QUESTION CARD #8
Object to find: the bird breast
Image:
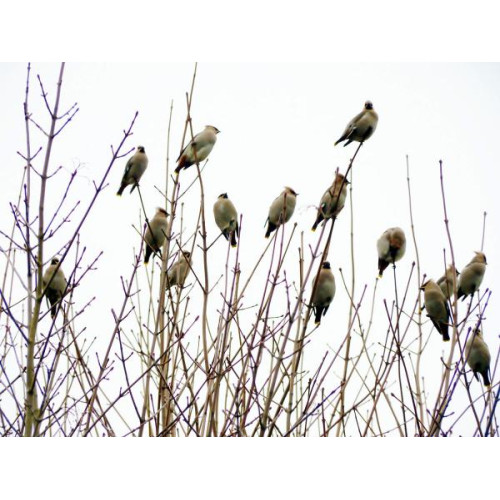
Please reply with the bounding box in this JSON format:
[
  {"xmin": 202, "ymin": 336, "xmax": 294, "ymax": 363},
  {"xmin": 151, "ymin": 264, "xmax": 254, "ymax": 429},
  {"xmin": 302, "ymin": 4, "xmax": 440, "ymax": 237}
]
[
  {"xmin": 466, "ymin": 335, "xmax": 491, "ymax": 369},
  {"xmin": 424, "ymin": 289, "xmax": 447, "ymax": 318},
  {"xmin": 214, "ymin": 200, "xmax": 237, "ymax": 230},
  {"xmin": 44, "ymin": 267, "xmax": 66, "ymax": 294},
  {"xmin": 312, "ymin": 271, "xmax": 336, "ymax": 305},
  {"xmin": 146, "ymin": 217, "xmax": 168, "ymax": 249},
  {"xmin": 269, "ymin": 192, "xmax": 296, "ymax": 225}
]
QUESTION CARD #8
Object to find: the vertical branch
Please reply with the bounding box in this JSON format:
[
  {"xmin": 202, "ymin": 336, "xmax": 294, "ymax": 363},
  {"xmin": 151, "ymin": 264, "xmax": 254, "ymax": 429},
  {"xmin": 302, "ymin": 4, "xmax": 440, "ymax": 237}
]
[
  {"xmin": 336, "ymin": 142, "xmax": 363, "ymax": 436},
  {"xmin": 25, "ymin": 63, "xmax": 66, "ymax": 437},
  {"xmin": 405, "ymin": 155, "xmax": 426, "ymax": 431},
  {"xmin": 429, "ymin": 159, "xmax": 460, "ymax": 436}
]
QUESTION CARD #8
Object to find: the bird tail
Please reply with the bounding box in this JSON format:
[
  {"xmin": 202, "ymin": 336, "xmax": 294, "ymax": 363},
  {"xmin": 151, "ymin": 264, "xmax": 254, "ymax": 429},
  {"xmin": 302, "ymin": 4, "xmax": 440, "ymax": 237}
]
[
  {"xmin": 175, "ymin": 156, "xmax": 192, "ymax": 173},
  {"xmin": 378, "ymin": 259, "xmax": 389, "ymax": 277},
  {"xmin": 441, "ymin": 324, "xmax": 450, "ymax": 342},
  {"xmin": 117, "ymin": 184, "xmax": 126, "ymax": 196},
  {"xmin": 311, "ymin": 214, "xmax": 322, "ymax": 232},
  {"xmin": 230, "ymin": 231, "xmax": 237, "ymax": 248},
  {"xmin": 48, "ymin": 297, "xmax": 58, "ymax": 319},
  {"xmin": 314, "ymin": 307, "xmax": 322, "ymax": 325},
  {"xmin": 265, "ymin": 222, "xmax": 276, "ymax": 239},
  {"xmin": 144, "ymin": 246, "xmax": 153, "ymax": 265},
  {"xmin": 481, "ymin": 371, "xmax": 491, "ymax": 387}
]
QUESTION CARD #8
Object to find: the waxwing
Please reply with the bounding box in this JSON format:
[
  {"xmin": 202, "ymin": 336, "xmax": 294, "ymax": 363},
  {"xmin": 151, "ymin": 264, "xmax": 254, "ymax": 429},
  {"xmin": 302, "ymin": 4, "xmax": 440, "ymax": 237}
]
[
  {"xmin": 175, "ymin": 125, "xmax": 220, "ymax": 173},
  {"xmin": 144, "ymin": 208, "xmax": 169, "ymax": 265},
  {"xmin": 265, "ymin": 187, "xmax": 297, "ymax": 238},
  {"xmin": 457, "ymin": 252, "xmax": 487, "ymax": 299},
  {"xmin": 312, "ymin": 172, "xmax": 349, "ymax": 231},
  {"xmin": 166, "ymin": 251, "xmax": 192, "ymax": 289},
  {"xmin": 311, "ymin": 261, "xmax": 336, "ymax": 325},
  {"xmin": 42, "ymin": 257, "xmax": 68, "ymax": 318},
  {"xmin": 334, "ymin": 101, "xmax": 378, "ymax": 147},
  {"xmin": 377, "ymin": 227, "xmax": 406, "ymax": 277},
  {"xmin": 421, "ymin": 280, "xmax": 450, "ymax": 342},
  {"xmin": 437, "ymin": 264, "xmax": 459, "ymax": 300},
  {"xmin": 465, "ymin": 330, "xmax": 491, "ymax": 386},
  {"xmin": 117, "ymin": 146, "xmax": 148, "ymax": 195},
  {"xmin": 213, "ymin": 193, "xmax": 239, "ymax": 247}
]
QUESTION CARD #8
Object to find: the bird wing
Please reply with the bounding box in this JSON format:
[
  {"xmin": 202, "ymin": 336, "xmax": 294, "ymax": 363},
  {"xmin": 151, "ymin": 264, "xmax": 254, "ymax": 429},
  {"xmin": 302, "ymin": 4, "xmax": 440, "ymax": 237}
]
[
  {"xmin": 176, "ymin": 131, "xmax": 203, "ymax": 162},
  {"xmin": 339, "ymin": 110, "xmax": 365, "ymax": 141},
  {"xmin": 123, "ymin": 156, "xmax": 134, "ymax": 177}
]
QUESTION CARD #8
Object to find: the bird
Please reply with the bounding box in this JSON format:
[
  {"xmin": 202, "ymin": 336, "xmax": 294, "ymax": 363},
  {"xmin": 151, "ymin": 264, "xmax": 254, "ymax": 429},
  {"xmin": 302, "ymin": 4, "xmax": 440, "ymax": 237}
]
[
  {"xmin": 334, "ymin": 100, "xmax": 379, "ymax": 147},
  {"xmin": 166, "ymin": 251, "xmax": 192, "ymax": 289},
  {"xmin": 265, "ymin": 187, "xmax": 298, "ymax": 238},
  {"xmin": 465, "ymin": 329, "xmax": 491, "ymax": 386},
  {"xmin": 117, "ymin": 146, "xmax": 149, "ymax": 195},
  {"xmin": 175, "ymin": 125, "xmax": 220, "ymax": 173},
  {"xmin": 376, "ymin": 227, "xmax": 406, "ymax": 277},
  {"xmin": 457, "ymin": 252, "xmax": 487, "ymax": 299},
  {"xmin": 311, "ymin": 172, "xmax": 349, "ymax": 231},
  {"xmin": 311, "ymin": 261, "xmax": 336, "ymax": 325},
  {"xmin": 437, "ymin": 264, "xmax": 459, "ymax": 300},
  {"xmin": 421, "ymin": 280, "xmax": 450, "ymax": 342},
  {"xmin": 213, "ymin": 193, "xmax": 239, "ymax": 247},
  {"xmin": 42, "ymin": 257, "xmax": 68, "ymax": 318},
  {"xmin": 144, "ymin": 208, "xmax": 169, "ymax": 265}
]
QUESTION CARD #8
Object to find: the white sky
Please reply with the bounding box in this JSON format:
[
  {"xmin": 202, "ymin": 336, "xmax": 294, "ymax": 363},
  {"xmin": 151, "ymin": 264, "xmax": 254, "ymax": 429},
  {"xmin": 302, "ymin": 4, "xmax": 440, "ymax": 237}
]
[
  {"xmin": 2, "ymin": 63, "xmax": 500, "ymax": 432},
  {"xmin": 2, "ymin": 63, "xmax": 499, "ymax": 338},
  {"xmin": 1, "ymin": 0, "xmax": 500, "ymax": 495}
]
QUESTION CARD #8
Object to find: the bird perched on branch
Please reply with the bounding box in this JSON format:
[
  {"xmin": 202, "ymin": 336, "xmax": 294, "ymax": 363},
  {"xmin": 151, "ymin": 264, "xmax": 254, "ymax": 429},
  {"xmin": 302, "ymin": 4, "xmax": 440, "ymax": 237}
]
[
  {"xmin": 421, "ymin": 279, "xmax": 450, "ymax": 342},
  {"xmin": 213, "ymin": 193, "xmax": 239, "ymax": 247},
  {"xmin": 166, "ymin": 251, "xmax": 192, "ymax": 289},
  {"xmin": 437, "ymin": 264, "xmax": 459, "ymax": 299},
  {"xmin": 465, "ymin": 329, "xmax": 491, "ymax": 387},
  {"xmin": 311, "ymin": 172, "xmax": 349, "ymax": 231},
  {"xmin": 144, "ymin": 208, "xmax": 169, "ymax": 265},
  {"xmin": 265, "ymin": 187, "xmax": 298, "ymax": 238},
  {"xmin": 42, "ymin": 257, "xmax": 67, "ymax": 318},
  {"xmin": 117, "ymin": 146, "xmax": 149, "ymax": 195},
  {"xmin": 175, "ymin": 125, "xmax": 220, "ymax": 173},
  {"xmin": 376, "ymin": 227, "xmax": 406, "ymax": 277},
  {"xmin": 334, "ymin": 101, "xmax": 378, "ymax": 147},
  {"xmin": 311, "ymin": 261, "xmax": 336, "ymax": 325},
  {"xmin": 457, "ymin": 252, "xmax": 487, "ymax": 299}
]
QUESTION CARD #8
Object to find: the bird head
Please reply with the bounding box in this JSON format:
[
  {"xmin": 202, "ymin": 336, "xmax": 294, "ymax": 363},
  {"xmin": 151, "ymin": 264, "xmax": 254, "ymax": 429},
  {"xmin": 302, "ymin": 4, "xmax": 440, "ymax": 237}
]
[
  {"xmin": 137, "ymin": 145, "xmax": 145, "ymax": 153},
  {"xmin": 51, "ymin": 258, "xmax": 60, "ymax": 265},
  {"xmin": 218, "ymin": 193, "xmax": 228, "ymax": 199},
  {"xmin": 364, "ymin": 101, "xmax": 374, "ymax": 110},
  {"xmin": 474, "ymin": 251, "xmax": 487, "ymax": 264},
  {"xmin": 284, "ymin": 186, "xmax": 298, "ymax": 196},
  {"xmin": 335, "ymin": 172, "xmax": 350, "ymax": 185},
  {"xmin": 322, "ymin": 261, "xmax": 331, "ymax": 269},
  {"xmin": 420, "ymin": 280, "xmax": 430, "ymax": 291},
  {"xmin": 206, "ymin": 125, "xmax": 220, "ymax": 134},
  {"xmin": 157, "ymin": 207, "xmax": 169, "ymax": 217}
]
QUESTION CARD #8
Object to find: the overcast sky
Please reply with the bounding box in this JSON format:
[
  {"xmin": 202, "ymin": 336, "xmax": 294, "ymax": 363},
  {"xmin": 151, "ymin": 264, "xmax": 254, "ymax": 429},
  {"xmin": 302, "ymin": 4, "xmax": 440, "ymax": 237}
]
[
  {"xmin": 2, "ymin": 0, "xmax": 500, "ymax": 493},
  {"xmin": 2, "ymin": 63, "xmax": 499, "ymax": 332},
  {"xmin": 1, "ymin": 63, "xmax": 500, "ymax": 484}
]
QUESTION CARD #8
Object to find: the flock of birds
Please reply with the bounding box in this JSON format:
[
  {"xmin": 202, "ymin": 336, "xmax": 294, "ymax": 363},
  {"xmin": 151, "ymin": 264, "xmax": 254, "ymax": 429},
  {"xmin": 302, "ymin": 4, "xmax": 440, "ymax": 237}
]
[{"xmin": 41, "ymin": 101, "xmax": 491, "ymax": 387}]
